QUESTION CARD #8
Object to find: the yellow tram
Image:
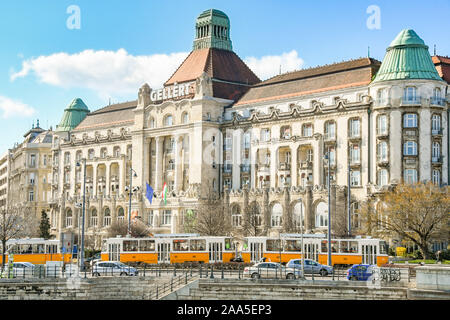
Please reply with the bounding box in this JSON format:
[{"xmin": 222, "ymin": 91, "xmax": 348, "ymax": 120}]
[
  {"xmin": 101, "ymin": 234, "xmax": 236, "ymax": 264},
  {"xmin": 0, "ymin": 238, "xmax": 73, "ymax": 265},
  {"xmin": 241, "ymin": 234, "xmax": 389, "ymax": 266}
]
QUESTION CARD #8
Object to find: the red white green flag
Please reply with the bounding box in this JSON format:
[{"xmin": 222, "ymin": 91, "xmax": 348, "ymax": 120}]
[{"xmin": 161, "ymin": 182, "xmax": 167, "ymax": 205}]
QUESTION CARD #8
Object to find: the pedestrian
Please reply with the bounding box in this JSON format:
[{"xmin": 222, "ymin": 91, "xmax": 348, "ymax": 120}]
[{"xmin": 435, "ymin": 250, "xmax": 441, "ymax": 262}]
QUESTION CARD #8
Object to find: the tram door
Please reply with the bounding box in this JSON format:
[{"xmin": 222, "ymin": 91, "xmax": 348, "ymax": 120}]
[
  {"xmin": 362, "ymin": 244, "xmax": 377, "ymax": 265},
  {"xmin": 158, "ymin": 242, "xmax": 171, "ymax": 264},
  {"xmin": 108, "ymin": 243, "xmax": 120, "ymax": 261},
  {"xmin": 249, "ymin": 240, "xmax": 264, "ymax": 263},
  {"xmin": 208, "ymin": 242, "xmax": 223, "ymax": 263},
  {"xmin": 304, "ymin": 243, "xmax": 319, "ymax": 261}
]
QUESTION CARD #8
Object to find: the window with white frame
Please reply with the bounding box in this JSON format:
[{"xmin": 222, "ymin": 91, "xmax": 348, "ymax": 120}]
[
  {"xmin": 162, "ymin": 210, "xmax": 172, "ymax": 225},
  {"xmin": 271, "ymin": 203, "xmax": 283, "ymax": 227},
  {"xmin": 350, "ymin": 170, "xmax": 361, "ymax": 186},
  {"xmin": 147, "ymin": 210, "xmax": 154, "ymax": 226},
  {"xmin": 324, "ymin": 121, "xmax": 336, "ymax": 140},
  {"xmin": 432, "ymin": 88, "xmax": 442, "ymax": 104},
  {"xmin": 315, "ymin": 202, "xmax": 328, "ymax": 228},
  {"xmin": 432, "ymin": 114, "xmax": 441, "ymax": 134},
  {"xmin": 432, "ymin": 169, "xmax": 441, "ymax": 185},
  {"xmin": 377, "ymin": 141, "xmax": 388, "ymax": 162},
  {"xmin": 281, "ymin": 125, "xmax": 291, "ymax": 139},
  {"xmin": 377, "ymin": 114, "xmax": 388, "ymax": 135},
  {"xmin": 349, "ymin": 118, "xmax": 360, "ymax": 138},
  {"xmin": 28, "ymin": 190, "xmax": 34, "ymax": 202},
  {"xmin": 432, "ymin": 142, "xmax": 441, "ymax": 161},
  {"xmin": 182, "ymin": 112, "xmax": 189, "ymax": 124},
  {"xmin": 403, "ymin": 141, "xmax": 417, "ymax": 156},
  {"xmin": 376, "ymin": 88, "xmax": 388, "ymax": 105},
  {"xmin": 88, "ymin": 149, "xmax": 95, "ymax": 160},
  {"xmin": 117, "ymin": 207, "xmax": 125, "ymax": 222},
  {"xmin": 149, "ymin": 117, "xmax": 155, "ymax": 128},
  {"xmin": 231, "ymin": 206, "xmax": 242, "ymax": 227},
  {"xmin": 326, "ymin": 146, "xmax": 336, "ymax": 166},
  {"xmin": 403, "ymin": 113, "xmax": 417, "ymax": 128},
  {"xmin": 65, "ymin": 209, "xmax": 73, "ymax": 227},
  {"xmin": 164, "ymin": 115, "xmax": 173, "ymax": 126},
  {"xmin": 103, "ymin": 208, "xmax": 111, "ymax": 226},
  {"xmin": 378, "ymin": 169, "xmax": 388, "ymax": 186},
  {"xmin": 404, "ymin": 169, "xmax": 418, "ymax": 184},
  {"xmin": 403, "ymin": 87, "xmax": 417, "ymax": 103},
  {"xmin": 260, "ymin": 128, "xmax": 270, "ymax": 142},
  {"xmin": 293, "ymin": 202, "xmax": 305, "ymax": 228},
  {"xmin": 350, "ymin": 144, "xmax": 360, "ymax": 164},
  {"xmin": 90, "ymin": 209, "xmax": 98, "ymax": 227},
  {"xmin": 306, "ymin": 149, "xmax": 313, "ymax": 162},
  {"xmin": 302, "ymin": 123, "xmax": 313, "ymax": 137}
]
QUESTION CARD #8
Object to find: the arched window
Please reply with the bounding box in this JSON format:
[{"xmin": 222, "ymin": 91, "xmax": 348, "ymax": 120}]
[
  {"xmin": 182, "ymin": 112, "xmax": 189, "ymax": 124},
  {"xmin": 315, "ymin": 202, "xmax": 328, "ymax": 228},
  {"xmin": 280, "ymin": 125, "xmax": 291, "ymax": 139},
  {"xmin": 90, "ymin": 208, "xmax": 98, "ymax": 227},
  {"xmin": 65, "ymin": 209, "xmax": 73, "ymax": 227},
  {"xmin": 432, "ymin": 114, "xmax": 441, "ymax": 134},
  {"xmin": 100, "ymin": 147, "xmax": 107, "ymax": 159},
  {"xmin": 64, "ymin": 152, "xmax": 71, "ymax": 166},
  {"xmin": 117, "ymin": 207, "xmax": 125, "ymax": 222},
  {"xmin": 351, "ymin": 202, "xmax": 360, "ymax": 229},
  {"xmin": 149, "ymin": 117, "xmax": 156, "ymax": 128},
  {"xmin": 293, "ymin": 202, "xmax": 305, "ymax": 228},
  {"xmin": 403, "ymin": 86, "xmax": 417, "ymax": 104},
  {"xmin": 88, "ymin": 149, "xmax": 95, "ymax": 160},
  {"xmin": 113, "ymin": 146, "xmax": 120, "ymax": 157},
  {"xmin": 432, "ymin": 142, "xmax": 441, "ymax": 162},
  {"xmin": 302, "ymin": 123, "xmax": 313, "ymax": 137},
  {"xmin": 432, "ymin": 88, "xmax": 442, "ymax": 105},
  {"xmin": 164, "ymin": 114, "xmax": 173, "ymax": 126},
  {"xmin": 231, "ymin": 205, "xmax": 242, "ymax": 227},
  {"xmin": 260, "ymin": 128, "xmax": 270, "ymax": 142},
  {"xmin": 271, "ymin": 203, "xmax": 283, "ymax": 227},
  {"xmin": 103, "ymin": 208, "xmax": 111, "ymax": 227}
]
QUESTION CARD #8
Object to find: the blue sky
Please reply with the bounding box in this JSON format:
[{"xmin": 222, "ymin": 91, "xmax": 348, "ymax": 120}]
[{"xmin": 0, "ymin": 0, "xmax": 449, "ymax": 152}]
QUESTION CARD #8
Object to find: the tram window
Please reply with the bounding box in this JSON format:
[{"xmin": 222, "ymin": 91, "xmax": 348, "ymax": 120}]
[
  {"xmin": 321, "ymin": 241, "xmax": 327, "ymax": 253},
  {"xmin": 242, "ymin": 239, "xmax": 249, "ymax": 251},
  {"xmin": 321, "ymin": 241, "xmax": 338, "ymax": 253},
  {"xmin": 340, "ymin": 241, "xmax": 349, "ymax": 253},
  {"xmin": 139, "ymin": 240, "xmax": 155, "ymax": 252},
  {"xmin": 266, "ymin": 239, "xmax": 281, "ymax": 252},
  {"xmin": 285, "ymin": 240, "xmax": 302, "ymax": 252},
  {"xmin": 19, "ymin": 245, "xmax": 33, "ymax": 254},
  {"xmin": 224, "ymin": 238, "xmax": 234, "ymax": 251},
  {"xmin": 123, "ymin": 240, "xmax": 139, "ymax": 252},
  {"xmin": 173, "ymin": 239, "xmax": 189, "ymax": 251},
  {"xmin": 190, "ymin": 239, "xmax": 206, "ymax": 251},
  {"xmin": 349, "ymin": 241, "xmax": 358, "ymax": 253},
  {"xmin": 32, "ymin": 244, "xmax": 45, "ymax": 253}
]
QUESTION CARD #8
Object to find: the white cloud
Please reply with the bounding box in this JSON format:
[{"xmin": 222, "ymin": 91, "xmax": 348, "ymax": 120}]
[
  {"xmin": 0, "ymin": 95, "xmax": 35, "ymax": 119},
  {"xmin": 10, "ymin": 49, "xmax": 304, "ymax": 98},
  {"xmin": 244, "ymin": 50, "xmax": 304, "ymax": 81},
  {"xmin": 11, "ymin": 49, "xmax": 190, "ymax": 98}
]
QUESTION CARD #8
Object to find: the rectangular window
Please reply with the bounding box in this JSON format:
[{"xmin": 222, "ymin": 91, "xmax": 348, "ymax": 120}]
[
  {"xmin": 266, "ymin": 239, "xmax": 282, "ymax": 252},
  {"xmin": 173, "ymin": 239, "xmax": 189, "ymax": 251},
  {"xmin": 139, "ymin": 240, "xmax": 155, "ymax": 251},
  {"xmin": 350, "ymin": 170, "xmax": 361, "ymax": 186},
  {"xmin": 190, "ymin": 239, "xmax": 206, "ymax": 251},
  {"xmin": 123, "ymin": 240, "xmax": 139, "ymax": 252},
  {"xmin": 404, "ymin": 169, "xmax": 418, "ymax": 184},
  {"xmin": 403, "ymin": 114, "xmax": 417, "ymax": 128},
  {"xmin": 377, "ymin": 115, "xmax": 388, "ymax": 135},
  {"xmin": 285, "ymin": 240, "xmax": 302, "ymax": 252},
  {"xmin": 349, "ymin": 119, "xmax": 360, "ymax": 138},
  {"xmin": 162, "ymin": 210, "xmax": 172, "ymax": 225}
]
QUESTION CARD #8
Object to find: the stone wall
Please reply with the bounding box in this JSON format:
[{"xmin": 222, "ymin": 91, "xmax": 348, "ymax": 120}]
[{"xmin": 416, "ymin": 266, "xmax": 450, "ymax": 291}]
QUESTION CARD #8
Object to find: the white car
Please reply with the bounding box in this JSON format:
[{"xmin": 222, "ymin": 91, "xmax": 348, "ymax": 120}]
[
  {"xmin": 92, "ymin": 261, "xmax": 138, "ymax": 276},
  {"xmin": 243, "ymin": 262, "xmax": 303, "ymax": 279},
  {"xmin": 11, "ymin": 262, "xmax": 36, "ymax": 278}
]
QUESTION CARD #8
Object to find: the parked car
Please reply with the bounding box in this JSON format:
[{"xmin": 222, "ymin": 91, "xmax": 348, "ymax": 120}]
[
  {"xmin": 11, "ymin": 262, "xmax": 36, "ymax": 278},
  {"xmin": 243, "ymin": 262, "xmax": 303, "ymax": 279},
  {"xmin": 286, "ymin": 259, "xmax": 333, "ymax": 276},
  {"xmin": 85, "ymin": 252, "xmax": 101, "ymax": 267},
  {"xmin": 92, "ymin": 261, "xmax": 138, "ymax": 276},
  {"xmin": 346, "ymin": 264, "xmax": 377, "ymax": 281}
]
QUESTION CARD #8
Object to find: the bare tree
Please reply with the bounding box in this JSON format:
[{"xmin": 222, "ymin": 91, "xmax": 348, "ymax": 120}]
[
  {"xmin": 243, "ymin": 200, "xmax": 263, "ymax": 236},
  {"xmin": 107, "ymin": 219, "xmax": 150, "ymax": 238},
  {"xmin": 0, "ymin": 208, "xmax": 26, "ymax": 270},
  {"xmin": 190, "ymin": 186, "xmax": 230, "ymax": 236},
  {"xmin": 361, "ymin": 182, "xmax": 450, "ymax": 259}
]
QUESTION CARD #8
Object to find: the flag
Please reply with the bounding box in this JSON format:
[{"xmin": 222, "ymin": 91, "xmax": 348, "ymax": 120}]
[
  {"xmin": 161, "ymin": 182, "xmax": 168, "ymax": 205},
  {"xmin": 146, "ymin": 183, "xmax": 153, "ymax": 204}
]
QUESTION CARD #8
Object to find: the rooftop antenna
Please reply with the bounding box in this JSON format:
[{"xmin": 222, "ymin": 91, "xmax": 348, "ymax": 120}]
[
  {"xmin": 32, "ymin": 120, "xmax": 34, "ymax": 129},
  {"xmin": 36, "ymin": 119, "xmax": 40, "ymax": 128},
  {"xmin": 434, "ymin": 44, "xmax": 436, "ymax": 56},
  {"xmin": 368, "ymin": 46, "xmax": 370, "ymax": 58},
  {"xmin": 279, "ymin": 65, "xmax": 281, "ymax": 75}
]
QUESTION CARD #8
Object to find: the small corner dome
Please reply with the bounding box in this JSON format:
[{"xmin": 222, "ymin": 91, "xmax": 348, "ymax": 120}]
[{"xmin": 388, "ymin": 29, "xmax": 426, "ymax": 48}]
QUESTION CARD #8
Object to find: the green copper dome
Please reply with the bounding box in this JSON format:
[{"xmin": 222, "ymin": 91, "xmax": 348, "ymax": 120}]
[
  {"xmin": 372, "ymin": 29, "xmax": 443, "ymax": 83},
  {"xmin": 56, "ymin": 98, "xmax": 90, "ymax": 132},
  {"xmin": 193, "ymin": 9, "xmax": 233, "ymax": 51}
]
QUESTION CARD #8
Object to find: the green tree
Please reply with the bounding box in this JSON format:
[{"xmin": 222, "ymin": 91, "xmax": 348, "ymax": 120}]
[{"xmin": 39, "ymin": 210, "xmax": 51, "ymax": 239}]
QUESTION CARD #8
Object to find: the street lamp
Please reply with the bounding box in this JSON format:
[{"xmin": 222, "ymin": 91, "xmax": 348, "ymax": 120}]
[
  {"xmin": 75, "ymin": 158, "xmax": 86, "ymax": 271},
  {"xmin": 323, "ymin": 152, "xmax": 332, "ymax": 267},
  {"xmin": 125, "ymin": 168, "xmax": 138, "ymax": 237},
  {"xmin": 299, "ymin": 199, "xmax": 305, "ymax": 279},
  {"xmin": 347, "ymin": 152, "xmax": 352, "ymax": 237}
]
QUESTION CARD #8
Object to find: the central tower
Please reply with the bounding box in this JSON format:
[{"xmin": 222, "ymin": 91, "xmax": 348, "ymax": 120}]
[{"xmin": 193, "ymin": 9, "xmax": 233, "ymax": 51}]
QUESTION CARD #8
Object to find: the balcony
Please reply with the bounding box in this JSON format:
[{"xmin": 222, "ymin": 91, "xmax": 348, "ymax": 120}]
[
  {"xmin": 324, "ymin": 134, "xmax": 336, "ymax": 143},
  {"xmin": 374, "ymin": 98, "xmax": 389, "ymax": 107},
  {"xmin": 348, "ymin": 133, "xmax": 361, "ymax": 141},
  {"xmin": 278, "ymin": 162, "xmax": 291, "ymax": 171},
  {"xmin": 402, "ymin": 96, "xmax": 421, "ymax": 105},
  {"xmin": 376, "ymin": 129, "xmax": 389, "ymax": 139},
  {"xmin": 299, "ymin": 161, "xmax": 313, "ymax": 170},
  {"xmin": 430, "ymin": 98, "xmax": 446, "ymax": 106},
  {"xmin": 240, "ymin": 164, "xmax": 250, "ymax": 173},
  {"xmin": 224, "ymin": 164, "xmax": 232, "ymax": 173},
  {"xmin": 432, "ymin": 128, "xmax": 443, "ymax": 136},
  {"xmin": 377, "ymin": 157, "xmax": 389, "ymax": 167},
  {"xmin": 432, "ymin": 156, "xmax": 443, "ymax": 164},
  {"xmin": 257, "ymin": 164, "xmax": 270, "ymax": 174}
]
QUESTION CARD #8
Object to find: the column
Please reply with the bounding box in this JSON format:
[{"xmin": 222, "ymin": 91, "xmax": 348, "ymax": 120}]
[
  {"xmin": 291, "ymin": 144, "xmax": 298, "ymax": 187},
  {"xmin": 313, "ymin": 134, "xmax": 323, "ymax": 186},
  {"xmin": 174, "ymin": 135, "xmax": 183, "ymax": 192},
  {"xmin": 305, "ymin": 184, "xmax": 313, "ymax": 232},
  {"xmin": 155, "ymin": 136, "xmax": 164, "ymax": 191},
  {"xmin": 119, "ymin": 161, "xmax": 125, "ymax": 195},
  {"xmin": 250, "ymin": 148, "xmax": 257, "ymax": 189},
  {"xmin": 105, "ymin": 163, "xmax": 110, "ymax": 197},
  {"xmin": 270, "ymin": 146, "xmax": 278, "ymax": 188},
  {"xmin": 93, "ymin": 165, "xmax": 98, "ymax": 197}
]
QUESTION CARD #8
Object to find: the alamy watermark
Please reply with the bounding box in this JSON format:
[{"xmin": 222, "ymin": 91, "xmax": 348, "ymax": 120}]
[
  {"xmin": 66, "ymin": 5, "xmax": 81, "ymax": 30},
  {"xmin": 366, "ymin": 5, "xmax": 381, "ymax": 30}
]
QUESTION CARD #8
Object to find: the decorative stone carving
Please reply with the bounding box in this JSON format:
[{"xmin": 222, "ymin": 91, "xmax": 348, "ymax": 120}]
[{"xmin": 195, "ymin": 72, "xmax": 213, "ymax": 98}]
